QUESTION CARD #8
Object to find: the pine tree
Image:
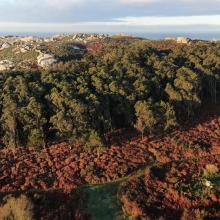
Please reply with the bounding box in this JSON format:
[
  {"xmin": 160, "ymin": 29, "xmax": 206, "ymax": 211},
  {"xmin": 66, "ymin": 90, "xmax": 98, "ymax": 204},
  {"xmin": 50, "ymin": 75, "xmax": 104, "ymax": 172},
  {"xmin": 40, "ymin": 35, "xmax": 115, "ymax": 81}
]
[
  {"xmin": 166, "ymin": 67, "xmax": 201, "ymax": 117},
  {"xmin": 134, "ymin": 100, "xmax": 158, "ymax": 138},
  {"xmin": 1, "ymin": 96, "xmax": 18, "ymax": 148},
  {"xmin": 20, "ymin": 97, "xmax": 46, "ymax": 147}
]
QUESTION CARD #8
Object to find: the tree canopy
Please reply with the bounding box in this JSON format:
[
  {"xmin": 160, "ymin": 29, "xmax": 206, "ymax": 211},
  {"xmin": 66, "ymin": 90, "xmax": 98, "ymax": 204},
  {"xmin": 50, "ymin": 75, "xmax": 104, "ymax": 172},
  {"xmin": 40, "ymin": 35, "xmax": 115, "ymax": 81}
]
[{"xmin": 0, "ymin": 40, "xmax": 219, "ymax": 148}]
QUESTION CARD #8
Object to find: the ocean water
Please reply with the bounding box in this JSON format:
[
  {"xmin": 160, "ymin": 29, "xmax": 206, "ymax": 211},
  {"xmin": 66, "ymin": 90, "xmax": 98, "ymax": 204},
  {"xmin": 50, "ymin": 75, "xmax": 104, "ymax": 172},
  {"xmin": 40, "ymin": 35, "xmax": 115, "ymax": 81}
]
[
  {"xmin": 134, "ymin": 32, "xmax": 220, "ymax": 40},
  {"xmin": 1, "ymin": 32, "xmax": 220, "ymax": 40}
]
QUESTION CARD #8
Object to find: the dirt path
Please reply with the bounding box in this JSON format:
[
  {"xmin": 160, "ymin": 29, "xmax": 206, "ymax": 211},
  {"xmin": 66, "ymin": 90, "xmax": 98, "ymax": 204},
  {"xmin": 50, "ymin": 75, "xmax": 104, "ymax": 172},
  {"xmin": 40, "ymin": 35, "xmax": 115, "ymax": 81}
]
[
  {"xmin": 77, "ymin": 149, "xmax": 220, "ymax": 220},
  {"xmin": 76, "ymin": 156, "xmax": 156, "ymax": 220}
]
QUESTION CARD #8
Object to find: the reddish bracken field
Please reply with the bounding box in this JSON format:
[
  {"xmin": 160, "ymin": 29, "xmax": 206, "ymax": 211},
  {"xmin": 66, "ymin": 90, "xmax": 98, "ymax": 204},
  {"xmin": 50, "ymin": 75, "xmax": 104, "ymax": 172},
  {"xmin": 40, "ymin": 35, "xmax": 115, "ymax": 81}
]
[
  {"xmin": 118, "ymin": 115, "xmax": 220, "ymax": 219},
  {"xmin": 0, "ymin": 115, "xmax": 219, "ymax": 219},
  {"xmin": 0, "ymin": 141, "xmax": 152, "ymax": 192}
]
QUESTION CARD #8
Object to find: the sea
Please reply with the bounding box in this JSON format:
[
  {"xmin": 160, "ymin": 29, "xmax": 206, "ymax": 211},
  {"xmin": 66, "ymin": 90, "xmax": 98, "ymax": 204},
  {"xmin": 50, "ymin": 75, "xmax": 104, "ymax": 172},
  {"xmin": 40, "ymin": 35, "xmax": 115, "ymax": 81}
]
[{"xmin": 1, "ymin": 32, "xmax": 220, "ymax": 40}]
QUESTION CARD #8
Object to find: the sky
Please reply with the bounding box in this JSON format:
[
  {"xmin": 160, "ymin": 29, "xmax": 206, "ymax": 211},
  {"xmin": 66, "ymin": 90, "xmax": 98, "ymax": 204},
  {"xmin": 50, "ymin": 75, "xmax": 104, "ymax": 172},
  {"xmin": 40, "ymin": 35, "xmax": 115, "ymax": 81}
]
[{"xmin": 0, "ymin": 0, "xmax": 220, "ymax": 35}]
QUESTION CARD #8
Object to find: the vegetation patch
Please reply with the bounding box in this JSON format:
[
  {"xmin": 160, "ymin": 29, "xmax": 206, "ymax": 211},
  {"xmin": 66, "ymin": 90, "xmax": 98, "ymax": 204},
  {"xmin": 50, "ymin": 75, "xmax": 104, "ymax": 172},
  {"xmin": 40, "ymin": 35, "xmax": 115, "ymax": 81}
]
[
  {"xmin": 79, "ymin": 182, "xmax": 127, "ymax": 220},
  {"xmin": 118, "ymin": 158, "xmax": 220, "ymax": 220}
]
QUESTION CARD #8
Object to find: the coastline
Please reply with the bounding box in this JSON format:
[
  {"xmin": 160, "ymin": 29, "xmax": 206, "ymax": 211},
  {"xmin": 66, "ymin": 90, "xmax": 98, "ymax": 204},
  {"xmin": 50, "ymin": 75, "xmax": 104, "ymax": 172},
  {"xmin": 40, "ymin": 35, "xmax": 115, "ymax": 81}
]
[{"xmin": 0, "ymin": 31, "xmax": 220, "ymax": 40}]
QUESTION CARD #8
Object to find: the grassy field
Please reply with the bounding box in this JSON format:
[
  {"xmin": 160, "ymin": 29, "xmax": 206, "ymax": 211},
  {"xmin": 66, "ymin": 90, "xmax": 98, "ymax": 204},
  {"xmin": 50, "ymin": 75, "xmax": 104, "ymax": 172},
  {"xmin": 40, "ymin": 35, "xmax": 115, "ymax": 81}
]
[
  {"xmin": 77, "ymin": 152, "xmax": 155, "ymax": 220},
  {"xmin": 78, "ymin": 182, "xmax": 128, "ymax": 220}
]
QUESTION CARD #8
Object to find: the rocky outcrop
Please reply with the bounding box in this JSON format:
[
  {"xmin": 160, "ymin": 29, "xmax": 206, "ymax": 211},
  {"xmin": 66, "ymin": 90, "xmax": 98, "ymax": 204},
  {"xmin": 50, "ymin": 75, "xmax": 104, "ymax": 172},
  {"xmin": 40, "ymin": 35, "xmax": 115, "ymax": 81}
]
[
  {"xmin": 37, "ymin": 53, "xmax": 57, "ymax": 68},
  {"xmin": 177, "ymin": 37, "xmax": 191, "ymax": 44},
  {"xmin": 72, "ymin": 33, "xmax": 109, "ymax": 42},
  {"xmin": 0, "ymin": 60, "xmax": 14, "ymax": 71},
  {"xmin": 0, "ymin": 42, "xmax": 11, "ymax": 50},
  {"xmin": 20, "ymin": 36, "xmax": 35, "ymax": 42},
  {"xmin": 20, "ymin": 46, "xmax": 31, "ymax": 53}
]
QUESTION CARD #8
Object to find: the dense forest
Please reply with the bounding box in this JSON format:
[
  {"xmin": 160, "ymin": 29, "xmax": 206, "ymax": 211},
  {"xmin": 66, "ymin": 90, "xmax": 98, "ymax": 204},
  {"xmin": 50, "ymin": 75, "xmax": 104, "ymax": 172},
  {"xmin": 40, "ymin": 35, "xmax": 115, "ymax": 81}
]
[{"xmin": 0, "ymin": 40, "xmax": 219, "ymax": 149}]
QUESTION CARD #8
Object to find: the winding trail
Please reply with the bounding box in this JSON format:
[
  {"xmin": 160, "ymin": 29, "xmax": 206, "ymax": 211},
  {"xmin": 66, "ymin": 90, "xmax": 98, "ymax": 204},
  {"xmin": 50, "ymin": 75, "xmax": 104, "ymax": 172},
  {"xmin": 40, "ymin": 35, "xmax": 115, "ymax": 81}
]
[
  {"xmin": 77, "ymin": 149, "xmax": 220, "ymax": 220},
  {"xmin": 76, "ymin": 149, "xmax": 156, "ymax": 220}
]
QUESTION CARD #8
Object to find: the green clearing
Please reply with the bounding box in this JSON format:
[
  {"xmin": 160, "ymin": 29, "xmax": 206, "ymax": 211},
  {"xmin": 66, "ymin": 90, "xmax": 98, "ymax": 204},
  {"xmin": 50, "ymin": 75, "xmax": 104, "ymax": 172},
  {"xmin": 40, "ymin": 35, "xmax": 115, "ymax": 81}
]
[
  {"xmin": 77, "ymin": 165, "xmax": 151, "ymax": 220},
  {"xmin": 79, "ymin": 182, "xmax": 128, "ymax": 220},
  {"xmin": 77, "ymin": 155, "xmax": 155, "ymax": 220}
]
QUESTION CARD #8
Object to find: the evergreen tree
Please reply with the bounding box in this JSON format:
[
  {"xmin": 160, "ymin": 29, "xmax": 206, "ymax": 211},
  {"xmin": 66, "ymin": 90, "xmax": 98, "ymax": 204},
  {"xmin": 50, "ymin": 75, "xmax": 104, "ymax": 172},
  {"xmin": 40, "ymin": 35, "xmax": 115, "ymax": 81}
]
[
  {"xmin": 166, "ymin": 67, "xmax": 201, "ymax": 117},
  {"xmin": 134, "ymin": 100, "xmax": 158, "ymax": 138},
  {"xmin": 19, "ymin": 97, "xmax": 46, "ymax": 147},
  {"xmin": 1, "ymin": 96, "xmax": 18, "ymax": 148}
]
